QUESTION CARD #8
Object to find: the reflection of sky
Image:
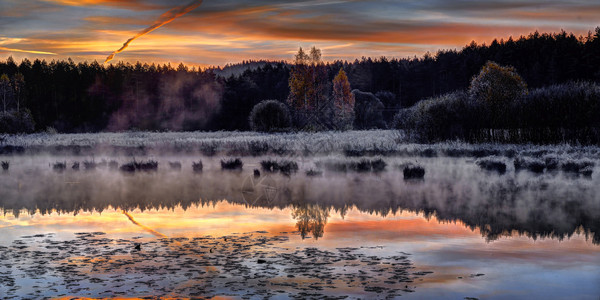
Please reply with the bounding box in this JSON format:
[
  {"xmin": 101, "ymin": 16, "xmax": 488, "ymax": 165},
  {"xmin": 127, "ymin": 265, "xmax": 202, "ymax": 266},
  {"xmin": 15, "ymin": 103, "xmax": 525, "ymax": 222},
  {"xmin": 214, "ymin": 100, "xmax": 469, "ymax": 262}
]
[
  {"xmin": 1, "ymin": 0, "xmax": 599, "ymax": 66},
  {"xmin": 1, "ymin": 203, "xmax": 598, "ymax": 298}
]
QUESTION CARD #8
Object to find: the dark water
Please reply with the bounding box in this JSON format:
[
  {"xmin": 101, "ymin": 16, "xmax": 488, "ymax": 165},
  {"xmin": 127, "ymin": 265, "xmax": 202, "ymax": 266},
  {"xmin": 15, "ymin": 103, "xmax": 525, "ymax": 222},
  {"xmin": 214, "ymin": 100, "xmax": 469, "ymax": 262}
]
[{"xmin": 0, "ymin": 155, "xmax": 598, "ymax": 299}]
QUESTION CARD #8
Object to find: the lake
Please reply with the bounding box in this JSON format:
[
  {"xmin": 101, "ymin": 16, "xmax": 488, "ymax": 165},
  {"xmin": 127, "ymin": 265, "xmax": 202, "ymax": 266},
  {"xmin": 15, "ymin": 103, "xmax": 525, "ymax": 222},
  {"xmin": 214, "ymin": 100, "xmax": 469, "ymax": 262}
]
[{"xmin": 0, "ymin": 131, "xmax": 598, "ymax": 299}]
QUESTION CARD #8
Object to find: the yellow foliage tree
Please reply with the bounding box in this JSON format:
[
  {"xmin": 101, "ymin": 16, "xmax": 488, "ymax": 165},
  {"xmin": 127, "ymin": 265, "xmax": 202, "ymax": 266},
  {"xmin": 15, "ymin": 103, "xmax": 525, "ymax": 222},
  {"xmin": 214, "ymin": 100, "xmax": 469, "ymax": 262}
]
[{"xmin": 332, "ymin": 68, "xmax": 355, "ymax": 130}]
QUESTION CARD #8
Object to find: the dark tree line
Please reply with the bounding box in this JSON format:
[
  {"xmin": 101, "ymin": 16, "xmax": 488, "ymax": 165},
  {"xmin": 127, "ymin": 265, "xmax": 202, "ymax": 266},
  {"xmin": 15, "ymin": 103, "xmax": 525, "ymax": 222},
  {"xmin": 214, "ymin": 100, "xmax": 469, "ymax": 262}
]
[{"xmin": 0, "ymin": 28, "xmax": 599, "ymax": 133}]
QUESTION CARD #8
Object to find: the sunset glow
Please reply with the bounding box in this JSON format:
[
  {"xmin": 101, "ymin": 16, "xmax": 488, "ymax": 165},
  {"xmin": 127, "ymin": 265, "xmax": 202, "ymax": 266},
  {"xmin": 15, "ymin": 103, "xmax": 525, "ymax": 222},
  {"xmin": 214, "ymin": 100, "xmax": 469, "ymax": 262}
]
[{"xmin": 1, "ymin": 0, "xmax": 599, "ymax": 66}]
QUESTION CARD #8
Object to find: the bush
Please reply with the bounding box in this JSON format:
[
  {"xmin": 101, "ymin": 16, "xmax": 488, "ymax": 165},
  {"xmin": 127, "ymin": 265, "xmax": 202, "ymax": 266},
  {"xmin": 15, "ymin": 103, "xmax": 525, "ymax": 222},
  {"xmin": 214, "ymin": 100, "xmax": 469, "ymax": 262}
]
[
  {"xmin": 119, "ymin": 160, "xmax": 158, "ymax": 173},
  {"xmin": 476, "ymin": 158, "xmax": 506, "ymax": 174},
  {"xmin": 221, "ymin": 158, "xmax": 243, "ymax": 170},
  {"xmin": 469, "ymin": 61, "xmax": 527, "ymax": 107},
  {"xmin": 260, "ymin": 159, "xmax": 298, "ymax": 175},
  {"xmin": 192, "ymin": 161, "xmax": 203, "ymax": 173},
  {"xmin": 0, "ymin": 110, "xmax": 35, "ymax": 134},
  {"xmin": 393, "ymin": 91, "xmax": 479, "ymax": 141},
  {"xmin": 403, "ymin": 164, "xmax": 425, "ymax": 179},
  {"xmin": 249, "ymin": 100, "xmax": 291, "ymax": 132},
  {"xmin": 352, "ymin": 90, "xmax": 387, "ymax": 129}
]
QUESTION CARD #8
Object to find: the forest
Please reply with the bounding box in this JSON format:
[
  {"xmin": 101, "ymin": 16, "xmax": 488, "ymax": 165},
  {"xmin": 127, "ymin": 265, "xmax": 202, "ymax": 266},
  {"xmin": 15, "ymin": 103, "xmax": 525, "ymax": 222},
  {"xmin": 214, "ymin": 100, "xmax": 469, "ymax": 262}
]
[{"xmin": 1, "ymin": 28, "xmax": 599, "ymax": 143}]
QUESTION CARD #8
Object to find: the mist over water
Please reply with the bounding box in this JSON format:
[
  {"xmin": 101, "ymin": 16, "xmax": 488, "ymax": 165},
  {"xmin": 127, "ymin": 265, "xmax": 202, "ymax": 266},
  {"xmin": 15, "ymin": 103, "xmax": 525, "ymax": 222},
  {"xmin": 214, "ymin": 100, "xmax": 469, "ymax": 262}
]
[
  {"xmin": 0, "ymin": 131, "xmax": 599, "ymax": 299},
  {"xmin": 1, "ymin": 154, "xmax": 598, "ymax": 245}
]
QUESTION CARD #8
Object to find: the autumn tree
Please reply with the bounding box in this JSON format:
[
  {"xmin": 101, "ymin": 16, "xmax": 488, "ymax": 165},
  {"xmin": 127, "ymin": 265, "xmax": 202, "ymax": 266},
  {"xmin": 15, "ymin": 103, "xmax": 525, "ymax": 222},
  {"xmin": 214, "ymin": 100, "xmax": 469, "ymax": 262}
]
[
  {"xmin": 332, "ymin": 68, "xmax": 355, "ymax": 130},
  {"xmin": 288, "ymin": 46, "xmax": 329, "ymax": 128},
  {"xmin": 469, "ymin": 61, "xmax": 527, "ymax": 127}
]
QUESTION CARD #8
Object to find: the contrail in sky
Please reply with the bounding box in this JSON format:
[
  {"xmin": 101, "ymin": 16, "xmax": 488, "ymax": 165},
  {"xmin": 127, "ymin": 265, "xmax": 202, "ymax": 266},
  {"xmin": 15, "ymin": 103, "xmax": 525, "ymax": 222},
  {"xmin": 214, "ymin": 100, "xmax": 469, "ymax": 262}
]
[
  {"xmin": 0, "ymin": 46, "xmax": 56, "ymax": 55},
  {"xmin": 104, "ymin": 0, "xmax": 203, "ymax": 63}
]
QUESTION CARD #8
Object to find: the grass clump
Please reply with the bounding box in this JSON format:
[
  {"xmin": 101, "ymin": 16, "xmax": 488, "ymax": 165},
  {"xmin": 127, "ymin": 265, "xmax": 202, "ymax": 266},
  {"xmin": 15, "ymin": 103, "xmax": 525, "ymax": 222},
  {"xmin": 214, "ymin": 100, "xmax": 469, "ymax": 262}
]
[
  {"xmin": 476, "ymin": 158, "xmax": 507, "ymax": 174},
  {"xmin": 1, "ymin": 161, "xmax": 8, "ymax": 171},
  {"xmin": 260, "ymin": 159, "xmax": 298, "ymax": 175},
  {"xmin": 403, "ymin": 164, "xmax": 425, "ymax": 179},
  {"xmin": 370, "ymin": 158, "xmax": 387, "ymax": 172},
  {"xmin": 120, "ymin": 160, "xmax": 158, "ymax": 173},
  {"xmin": 192, "ymin": 161, "xmax": 203, "ymax": 173},
  {"xmin": 560, "ymin": 160, "xmax": 594, "ymax": 177},
  {"xmin": 514, "ymin": 157, "xmax": 545, "ymax": 173},
  {"xmin": 53, "ymin": 161, "xmax": 66, "ymax": 172},
  {"xmin": 169, "ymin": 161, "xmax": 182, "ymax": 170},
  {"xmin": 108, "ymin": 160, "xmax": 119, "ymax": 170},
  {"xmin": 306, "ymin": 169, "xmax": 323, "ymax": 177},
  {"xmin": 83, "ymin": 161, "xmax": 96, "ymax": 170},
  {"xmin": 72, "ymin": 162, "xmax": 79, "ymax": 170},
  {"xmin": 221, "ymin": 158, "xmax": 243, "ymax": 170}
]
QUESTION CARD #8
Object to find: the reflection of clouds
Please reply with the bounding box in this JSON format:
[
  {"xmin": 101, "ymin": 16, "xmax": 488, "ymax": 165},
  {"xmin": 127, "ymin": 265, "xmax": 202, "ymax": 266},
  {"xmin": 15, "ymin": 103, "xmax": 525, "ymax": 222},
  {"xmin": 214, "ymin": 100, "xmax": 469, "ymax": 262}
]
[{"xmin": 0, "ymin": 156, "xmax": 599, "ymax": 245}]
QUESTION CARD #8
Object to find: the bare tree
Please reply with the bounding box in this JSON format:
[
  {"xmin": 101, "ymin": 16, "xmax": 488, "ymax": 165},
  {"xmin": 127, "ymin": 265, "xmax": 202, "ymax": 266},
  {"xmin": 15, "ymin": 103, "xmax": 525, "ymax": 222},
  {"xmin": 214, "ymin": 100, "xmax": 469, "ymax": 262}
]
[
  {"xmin": 12, "ymin": 73, "xmax": 24, "ymax": 112},
  {"xmin": 0, "ymin": 74, "xmax": 11, "ymax": 113}
]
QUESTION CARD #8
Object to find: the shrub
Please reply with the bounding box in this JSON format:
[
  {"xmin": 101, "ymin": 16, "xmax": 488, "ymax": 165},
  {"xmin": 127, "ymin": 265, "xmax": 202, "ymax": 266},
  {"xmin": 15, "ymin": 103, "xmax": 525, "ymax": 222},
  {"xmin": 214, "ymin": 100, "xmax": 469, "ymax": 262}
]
[
  {"xmin": 120, "ymin": 160, "xmax": 158, "ymax": 173},
  {"xmin": 476, "ymin": 158, "xmax": 507, "ymax": 174},
  {"xmin": 560, "ymin": 160, "xmax": 594, "ymax": 176},
  {"xmin": 169, "ymin": 161, "xmax": 182, "ymax": 170},
  {"xmin": 192, "ymin": 161, "xmax": 203, "ymax": 173},
  {"xmin": 370, "ymin": 158, "xmax": 387, "ymax": 172},
  {"xmin": 514, "ymin": 157, "xmax": 545, "ymax": 173},
  {"xmin": 83, "ymin": 161, "xmax": 96, "ymax": 170},
  {"xmin": 53, "ymin": 161, "xmax": 66, "ymax": 172},
  {"xmin": 249, "ymin": 100, "xmax": 292, "ymax": 132},
  {"xmin": 108, "ymin": 160, "xmax": 119, "ymax": 170},
  {"xmin": 260, "ymin": 159, "xmax": 298, "ymax": 175},
  {"xmin": 403, "ymin": 164, "xmax": 425, "ymax": 179},
  {"xmin": 349, "ymin": 159, "xmax": 372, "ymax": 172},
  {"xmin": 469, "ymin": 61, "xmax": 527, "ymax": 107},
  {"xmin": 352, "ymin": 90, "xmax": 387, "ymax": 129},
  {"xmin": 393, "ymin": 91, "xmax": 478, "ymax": 141},
  {"xmin": 221, "ymin": 158, "xmax": 243, "ymax": 170},
  {"xmin": 375, "ymin": 91, "xmax": 398, "ymax": 125},
  {"xmin": 305, "ymin": 169, "xmax": 323, "ymax": 177},
  {"xmin": 0, "ymin": 110, "xmax": 35, "ymax": 134},
  {"xmin": 513, "ymin": 81, "xmax": 600, "ymax": 143}
]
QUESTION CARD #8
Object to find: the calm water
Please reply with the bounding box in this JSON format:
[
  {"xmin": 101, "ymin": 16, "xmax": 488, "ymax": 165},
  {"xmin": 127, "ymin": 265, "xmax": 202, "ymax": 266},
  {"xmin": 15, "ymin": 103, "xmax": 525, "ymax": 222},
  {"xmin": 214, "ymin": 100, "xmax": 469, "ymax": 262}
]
[{"xmin": 0, "ymin": 155, "xmax": 598, "ymax": 299}]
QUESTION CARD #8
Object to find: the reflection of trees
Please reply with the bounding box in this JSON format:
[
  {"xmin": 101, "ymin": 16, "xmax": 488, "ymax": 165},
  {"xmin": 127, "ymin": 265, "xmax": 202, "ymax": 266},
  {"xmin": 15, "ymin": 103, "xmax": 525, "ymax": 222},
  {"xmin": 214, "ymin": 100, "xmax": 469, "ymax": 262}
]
[
  {"xmin": 0, "ymin": 170, "xmax": 598, "ymax": 245},
  {"xmin": 291, "ymin": 204, "xmax": 329, "ymax": 240}
]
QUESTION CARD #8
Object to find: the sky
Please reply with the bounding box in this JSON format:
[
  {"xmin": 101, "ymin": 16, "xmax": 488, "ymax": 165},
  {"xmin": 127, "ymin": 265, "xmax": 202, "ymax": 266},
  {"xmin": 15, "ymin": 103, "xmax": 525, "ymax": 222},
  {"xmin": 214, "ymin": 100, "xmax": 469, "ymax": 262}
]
[{"xmin": 0, "ymin": 0, "xmax": 599, "ymax": 67}]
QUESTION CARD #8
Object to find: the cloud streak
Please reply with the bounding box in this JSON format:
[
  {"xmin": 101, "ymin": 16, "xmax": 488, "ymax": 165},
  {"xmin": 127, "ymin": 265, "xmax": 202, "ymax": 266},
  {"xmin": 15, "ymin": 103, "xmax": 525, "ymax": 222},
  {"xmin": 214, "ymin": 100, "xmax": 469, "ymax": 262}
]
[{"xmin": 104, "ymin": 0, "xmax": 204, "ymax": 63}]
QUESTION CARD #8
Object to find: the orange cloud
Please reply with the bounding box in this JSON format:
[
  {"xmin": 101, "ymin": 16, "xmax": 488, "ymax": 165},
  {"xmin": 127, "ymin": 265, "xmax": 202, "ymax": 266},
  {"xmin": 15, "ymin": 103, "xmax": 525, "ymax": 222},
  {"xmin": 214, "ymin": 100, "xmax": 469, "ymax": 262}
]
[{"xmin": 42, "ymin": 0, "xmax": 163, "ymax": 10}]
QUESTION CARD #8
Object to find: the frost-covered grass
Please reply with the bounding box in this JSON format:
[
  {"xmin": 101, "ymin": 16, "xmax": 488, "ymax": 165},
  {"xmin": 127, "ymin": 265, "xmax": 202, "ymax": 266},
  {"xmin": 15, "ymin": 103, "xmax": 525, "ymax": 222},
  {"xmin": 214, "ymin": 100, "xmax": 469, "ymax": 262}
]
[{"xmin": 3, "ymin": 130, "xmax": 600, "ymax": 160}]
